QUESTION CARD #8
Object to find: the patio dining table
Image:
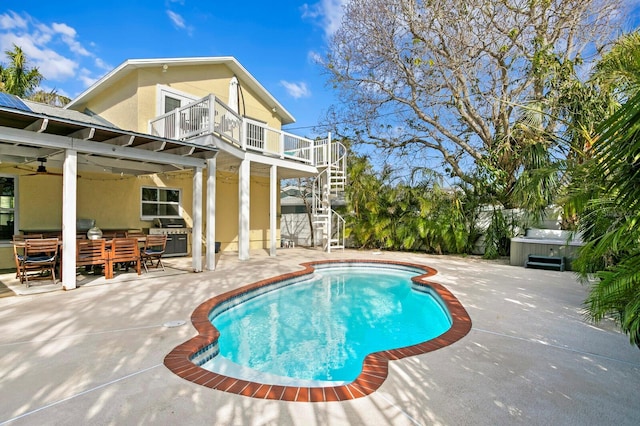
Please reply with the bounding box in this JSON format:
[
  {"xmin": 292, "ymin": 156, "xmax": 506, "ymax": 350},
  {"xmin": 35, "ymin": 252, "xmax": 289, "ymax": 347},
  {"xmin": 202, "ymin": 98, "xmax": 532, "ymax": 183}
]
[{"xmin": 13, "ymin": 236, "xmax": 147, "ymax": 282}]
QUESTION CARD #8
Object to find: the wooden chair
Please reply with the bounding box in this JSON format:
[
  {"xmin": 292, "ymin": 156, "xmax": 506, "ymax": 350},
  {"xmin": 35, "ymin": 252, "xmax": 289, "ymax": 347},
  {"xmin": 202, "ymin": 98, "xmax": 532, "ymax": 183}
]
[
  {"xmin": 125, "ymin": 230, "xmax": 146, "ymax": 238},
  {"xmin": 76, "ymin": 239, "xmax": 107, "ymax": 276},
  {"xmin": 12, "ymin": 234, "xmax": 43, "ymax": 279},
  {"xmin": 106, "ymin": 238, "xmax": 141, "ymax": 279},
  {"xmin": 141, "ymin": 234, "xmax": 167, "ymax": 273},
  {"xmin": 20, "ymin": 238, "xmax": 59, "ymax": 287},
  {"xmin": 15, "ymin": 233, "xmax": 44, "ymax": 240},
  {"xmin": 101, "ymin": 231, "xmax": 117, "ymax": 240}
]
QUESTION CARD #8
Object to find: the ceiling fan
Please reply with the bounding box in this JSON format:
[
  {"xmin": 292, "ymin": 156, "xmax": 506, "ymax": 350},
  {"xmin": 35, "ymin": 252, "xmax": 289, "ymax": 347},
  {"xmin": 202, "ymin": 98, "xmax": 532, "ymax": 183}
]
[{"xmin": 24, "ymin": 158, "xmax": 64, "ymax": 176}]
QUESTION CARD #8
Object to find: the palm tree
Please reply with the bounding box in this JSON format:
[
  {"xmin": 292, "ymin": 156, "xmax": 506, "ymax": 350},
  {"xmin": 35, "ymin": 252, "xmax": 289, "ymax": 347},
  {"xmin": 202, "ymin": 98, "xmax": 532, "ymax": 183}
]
[
  {"xmin": 0, "ymin": 44, "xmax": 43, "ymax": 98},
  {"xmin": 29, "ymin": 89, "xmax": 71, "ymax": 107},
  {"xmin": 575, "ymin": 89, "xmax": 640, "ymax": 347},
  {"xmin": 591, "ymin": 31, "xmax": 640, "ymax": 101},
  {"xmin": 571, "ymin": 31, "xmax": 640, "ymax": 347}
]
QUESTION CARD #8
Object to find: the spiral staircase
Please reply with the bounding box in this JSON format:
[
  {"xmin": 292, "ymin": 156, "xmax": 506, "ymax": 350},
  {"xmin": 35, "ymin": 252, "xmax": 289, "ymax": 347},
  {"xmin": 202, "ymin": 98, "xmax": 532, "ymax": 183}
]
[{"xmin": 311, "ymin": 136, "xmax": 347, "ymax": 252}]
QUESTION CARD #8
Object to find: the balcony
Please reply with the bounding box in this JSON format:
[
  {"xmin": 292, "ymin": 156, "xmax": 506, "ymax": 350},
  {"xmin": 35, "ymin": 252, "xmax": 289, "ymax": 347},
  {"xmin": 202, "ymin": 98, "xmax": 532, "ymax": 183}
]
[{"xmin": 149, "ymin": 94, "xmax": 333, "ymax": 168}]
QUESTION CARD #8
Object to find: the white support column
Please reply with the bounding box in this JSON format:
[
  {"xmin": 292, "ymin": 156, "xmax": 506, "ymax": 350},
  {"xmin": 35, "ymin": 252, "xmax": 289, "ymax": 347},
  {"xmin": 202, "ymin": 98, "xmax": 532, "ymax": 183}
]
[
  {"xmin": 238, "ymin": 158, "xmax": 250, "ymax": 260},
  {"xmin": 269, "ymin": 165, "xmax": 277, "ymax": 256},
  {"xmin": 61, "ymin": 149, "xmax": 77, "ymax": 290},
  {"xmin": 205, "ymin": 157, "xmax": 216, "ymax": 270},
  {"xmin": 192, "ymin": 167, "xmax": 203, "ymax": 272}
]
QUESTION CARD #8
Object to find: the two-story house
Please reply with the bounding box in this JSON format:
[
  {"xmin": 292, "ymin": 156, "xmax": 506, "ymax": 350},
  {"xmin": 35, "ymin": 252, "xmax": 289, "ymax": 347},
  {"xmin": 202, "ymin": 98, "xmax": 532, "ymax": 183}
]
[{"xmin": 0, "ymin": 56, "xmax": 345, "ymax": 290}]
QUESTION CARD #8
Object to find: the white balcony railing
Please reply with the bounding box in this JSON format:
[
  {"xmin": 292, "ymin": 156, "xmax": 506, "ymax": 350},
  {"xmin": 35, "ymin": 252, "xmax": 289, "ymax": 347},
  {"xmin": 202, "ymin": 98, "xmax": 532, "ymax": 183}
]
[{"xmin": 149, "ymin": 94, "xmax": 324, "ymax": 166}]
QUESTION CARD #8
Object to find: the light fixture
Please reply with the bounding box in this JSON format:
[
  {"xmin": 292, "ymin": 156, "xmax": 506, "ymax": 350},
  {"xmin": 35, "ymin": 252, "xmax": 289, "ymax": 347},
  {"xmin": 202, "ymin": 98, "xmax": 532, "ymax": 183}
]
[
  {"xmin": 272, "ymin": 107, "xmax": 277, "ymax": 113},
  {"xmin": 162, "ymin": 64, "xmax": 168, "ymax": 72}
]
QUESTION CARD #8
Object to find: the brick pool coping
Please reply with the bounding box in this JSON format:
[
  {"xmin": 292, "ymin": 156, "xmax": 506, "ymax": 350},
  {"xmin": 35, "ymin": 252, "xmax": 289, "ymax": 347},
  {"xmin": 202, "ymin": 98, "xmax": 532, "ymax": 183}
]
[{"xmin": 164, "ymin": 259, "xmax": 472, "ymax": 402}]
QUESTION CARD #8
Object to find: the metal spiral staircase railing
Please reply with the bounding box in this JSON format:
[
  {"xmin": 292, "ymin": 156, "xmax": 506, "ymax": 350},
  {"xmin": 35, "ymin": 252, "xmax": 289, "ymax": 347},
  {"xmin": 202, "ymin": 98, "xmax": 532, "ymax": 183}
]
[{"xmin": 312, "ymin": 135, "xmax": 347, "ymax": 252}]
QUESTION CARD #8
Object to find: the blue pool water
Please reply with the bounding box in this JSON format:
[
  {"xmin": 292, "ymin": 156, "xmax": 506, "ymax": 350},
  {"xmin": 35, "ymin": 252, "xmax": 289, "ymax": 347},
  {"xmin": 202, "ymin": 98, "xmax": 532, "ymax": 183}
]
[{"xmin": 202, "ymin": 266, "xmax": 451, "ymax": 384}]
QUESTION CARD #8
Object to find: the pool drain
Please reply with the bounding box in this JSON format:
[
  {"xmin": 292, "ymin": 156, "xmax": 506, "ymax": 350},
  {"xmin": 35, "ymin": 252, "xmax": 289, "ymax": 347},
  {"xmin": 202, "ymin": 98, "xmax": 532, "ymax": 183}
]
[{"xmin": 163, "ymin": 320, "xmax": 186, "ymax": 328}]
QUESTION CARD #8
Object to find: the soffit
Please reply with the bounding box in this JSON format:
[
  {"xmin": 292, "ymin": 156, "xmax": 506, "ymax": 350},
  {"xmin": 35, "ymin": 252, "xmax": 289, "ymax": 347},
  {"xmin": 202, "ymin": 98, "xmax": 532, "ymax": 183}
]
[{"xmin": 0, "ymin": 105, "xmax": 217, "ymax": 176}]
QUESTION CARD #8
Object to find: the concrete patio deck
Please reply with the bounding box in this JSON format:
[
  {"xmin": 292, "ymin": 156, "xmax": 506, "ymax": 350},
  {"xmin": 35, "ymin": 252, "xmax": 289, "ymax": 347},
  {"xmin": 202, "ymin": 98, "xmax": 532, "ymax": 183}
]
[{"xmin": 0, "ymin": 249, "xmax": 638, "ymax": 425}]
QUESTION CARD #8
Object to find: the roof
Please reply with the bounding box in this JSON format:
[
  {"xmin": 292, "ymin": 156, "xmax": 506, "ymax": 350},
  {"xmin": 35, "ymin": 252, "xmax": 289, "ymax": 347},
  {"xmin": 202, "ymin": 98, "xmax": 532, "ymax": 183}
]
[
  {"xmin": 0, "ymin": 94, "xmax": 216, "ymax": 175},
  {"xmin": 24, "ymin": 99, "xmax": 115, "ymax": 127},
  {"xmin": 65, "ymin": 57, "xmax": 296, "ymax": 125}
]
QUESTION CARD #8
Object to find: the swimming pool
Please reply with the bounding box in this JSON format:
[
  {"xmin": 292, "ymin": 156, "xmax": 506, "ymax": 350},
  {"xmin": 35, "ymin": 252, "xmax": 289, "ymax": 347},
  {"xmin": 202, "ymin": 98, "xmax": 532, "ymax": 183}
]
[
  {"xmin": 206, "ymin": 265, "xmax": 451, "ymax": 384},
  {"xmin": 165, "ymin": 260, "xmax": 472, "ymax": 402}
]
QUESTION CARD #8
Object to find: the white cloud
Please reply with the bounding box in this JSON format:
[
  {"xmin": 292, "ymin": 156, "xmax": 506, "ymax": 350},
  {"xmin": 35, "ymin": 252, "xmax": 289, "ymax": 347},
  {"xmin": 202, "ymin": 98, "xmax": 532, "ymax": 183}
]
[
  {"xmin": 51, "ymin": 22, "xmax": 90, "ymax": 56},
  {"xmin": 302, "ymin": 0, "xmax": 348, "ymax": 38},
  {"xmin": 79, "ymin": 68, "xmax": 99, "ymax": 88},
  {"xmin": 0, "ymin": 32, "xmax": 77, "ymax": 80},
  {"xmin": 51, "ymin": 22, "xmax": 76, "ymax": 38},
  {"xmin": 167, "ymin": 11, "xmax": 186, "ymax": 29},
  {"xmin": 94, "ymin": 57, "xmax": 112, "ymax": 72},
  {"xmin": 281, "ymin": 81, "xmax": 311, "ymax": 99},
  {"xmin": 0, "ymin": 11, "xmax": 106, "ymax": 94},
  {"xmin": 166, "ymin": 10, "xmax": 194, "ymax": 36},
  {"xmin": 308, "ymin": 50, "xmax": 322, "ymax": 64},
  {"xmin": 34, "ymin": 50, "xmax": 78, "ymax": 80},
  {"xmin": 0, "ymin": 11, "xmax": 28, "ymax": 30}
]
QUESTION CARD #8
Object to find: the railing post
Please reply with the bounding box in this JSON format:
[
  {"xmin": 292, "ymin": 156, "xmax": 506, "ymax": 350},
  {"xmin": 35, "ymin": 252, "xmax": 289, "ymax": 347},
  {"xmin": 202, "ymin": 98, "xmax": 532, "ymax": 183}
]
[
  {"xmin": 237, "ymin": 106, "xmax": 242, "ymax": 146},
  {"xmin": 242, "ymin": 119, "xmax": 248, "ymax": 151},
  {"xmin": 173, "ymin": 108, "xmax": 180, "ymax": 140},
  {"xmin": 208, "ymin": 94, "xmax": 215, "ymax": 133},
  {"xmin": 310, "ymin": 139, "xmax": 315, "ymax": 166},
  {"xmin": 280, "ymin": 132, "xmax": 285, "ymax": 159}
]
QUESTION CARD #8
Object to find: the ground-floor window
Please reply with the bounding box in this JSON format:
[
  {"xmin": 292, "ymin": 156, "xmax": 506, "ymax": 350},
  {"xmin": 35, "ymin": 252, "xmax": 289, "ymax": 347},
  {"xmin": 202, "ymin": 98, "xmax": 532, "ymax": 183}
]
[
  {"xmin": 0, "ymin": 176, "xmax": 16, "ymax": 241},
  {"xmin": 141, "ymin": 186, "xmax": 181, "ymax": 219}
]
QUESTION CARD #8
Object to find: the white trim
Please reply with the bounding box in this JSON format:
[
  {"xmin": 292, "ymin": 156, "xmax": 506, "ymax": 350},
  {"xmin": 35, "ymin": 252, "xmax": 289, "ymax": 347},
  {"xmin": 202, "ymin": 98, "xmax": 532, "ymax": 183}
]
[
  {"xmin": 155, "ymin": 84, "xmax": 198, "ymax": 116},
  {"xmin": 0, "ymin": 126, "xmax": 208, "ymax": 169},
  {"xmin": 245, "ymin": 151, "xmax": 318, "ymax": 174},
  {"xmin": 140, "ymin": 186, "xmax": 182, "ymax": 221},
  {"xmin": 65, "ymin": 57, "xmax": 296, "ymax": 125}
]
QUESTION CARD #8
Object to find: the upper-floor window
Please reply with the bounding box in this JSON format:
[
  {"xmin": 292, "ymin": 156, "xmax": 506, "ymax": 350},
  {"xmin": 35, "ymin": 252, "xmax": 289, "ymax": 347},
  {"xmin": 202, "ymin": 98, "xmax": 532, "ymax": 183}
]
[
  {"xmin": 141, "ymin": 187, "xmax": 181, "ymax": 219},
  {"xmin": 164, "ymin": 96, "xmax": 181, "ymax": 113},
  {"xmin": 0, "ymin": 176, "xmax": 17, "ymax": 241},
  {"xmin": 157, "ymin": 85, "xmax": 197, "ymax": 116}
]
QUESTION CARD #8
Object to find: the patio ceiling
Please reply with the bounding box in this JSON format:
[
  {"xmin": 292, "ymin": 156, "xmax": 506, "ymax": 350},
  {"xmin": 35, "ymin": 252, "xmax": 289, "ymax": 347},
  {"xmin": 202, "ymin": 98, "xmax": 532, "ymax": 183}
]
[
  {"xmin": 0, "ymin": 105, "xmax": 217, "ymax": 176},
  {"xmin": 179, "ymin": 132, "xmax": 319, "ymax": 180},
  {"xmin": 213, "ymin": 152, "xmax": 318, "ymax": 180}
]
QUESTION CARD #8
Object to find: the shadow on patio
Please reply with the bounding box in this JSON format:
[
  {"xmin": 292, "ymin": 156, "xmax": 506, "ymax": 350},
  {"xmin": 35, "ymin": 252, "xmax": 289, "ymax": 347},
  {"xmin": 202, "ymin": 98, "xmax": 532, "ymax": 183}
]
[
  {"xmin": 0, "ymin": 255, "xmax": 202, "ymax": 297},
  {"xmin": 0, "ymin": 249, "xmax": 638, "ymax": 425}
]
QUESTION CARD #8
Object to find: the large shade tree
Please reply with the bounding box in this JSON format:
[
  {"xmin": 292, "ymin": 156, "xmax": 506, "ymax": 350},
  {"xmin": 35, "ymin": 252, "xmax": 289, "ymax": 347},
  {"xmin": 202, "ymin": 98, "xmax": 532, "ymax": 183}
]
[{"xmin": 322, "ymin": 0, "xmax": 623, "ymax": 208}]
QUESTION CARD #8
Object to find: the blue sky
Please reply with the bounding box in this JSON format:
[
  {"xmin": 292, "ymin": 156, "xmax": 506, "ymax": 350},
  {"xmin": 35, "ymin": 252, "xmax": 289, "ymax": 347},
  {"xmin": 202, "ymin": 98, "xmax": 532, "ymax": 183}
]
[
  {"xmin": 0, "ymin": 0, "xmax": 346, "ymax": 137},
  {"xmin": 2, "ymin": 1, "xmax": 640, "ymax": 144}
]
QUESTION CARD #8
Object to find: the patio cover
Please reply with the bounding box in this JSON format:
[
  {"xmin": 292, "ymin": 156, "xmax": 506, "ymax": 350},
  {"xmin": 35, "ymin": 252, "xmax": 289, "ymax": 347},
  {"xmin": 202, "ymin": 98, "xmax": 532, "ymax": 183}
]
[{"xmin": 0, "ymin": 98, "xmax": 218, "ymax": 289}]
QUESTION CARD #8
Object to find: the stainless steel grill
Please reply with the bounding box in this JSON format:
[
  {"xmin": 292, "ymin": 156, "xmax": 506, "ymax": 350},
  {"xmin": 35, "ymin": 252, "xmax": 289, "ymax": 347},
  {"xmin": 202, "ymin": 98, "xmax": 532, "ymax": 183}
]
[{"xmin": 150, "ymin": 218, "xmax": 191, "ymax": 256}]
